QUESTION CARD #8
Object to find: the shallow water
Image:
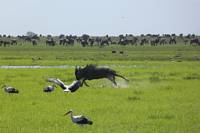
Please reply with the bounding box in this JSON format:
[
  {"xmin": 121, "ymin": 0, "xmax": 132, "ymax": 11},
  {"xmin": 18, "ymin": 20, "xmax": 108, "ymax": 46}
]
[
  {"xmin": 0, "ymin": 64, "xmax": 159, "ymax": 69},
  {"xmin": 0, "ymin": 65, "xmax": 73, "ymax": 69}
]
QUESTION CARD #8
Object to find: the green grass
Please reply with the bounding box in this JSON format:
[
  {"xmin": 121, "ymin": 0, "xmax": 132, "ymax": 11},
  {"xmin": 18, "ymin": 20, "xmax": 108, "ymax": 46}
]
[
  {"xmin": 0, "ymin": 44, "xmax": 200, "ymax": 66},
  {"xmin": 0, "ymin": 44, "xmax": 200, "ymax": 132}
]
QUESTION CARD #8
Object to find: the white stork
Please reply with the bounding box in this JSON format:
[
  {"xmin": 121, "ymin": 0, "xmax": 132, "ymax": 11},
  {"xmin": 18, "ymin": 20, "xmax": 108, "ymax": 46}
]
[
  {"xmin": 64, "ymin": 110, "xmax": 93, "ymax": 125},
  {"xmin": 43, "ymin": 84, "xmax": 56, "ymax": 92},
  {"xmin": 47, "ymin": 78, "xmax": 83, "ymax": 93},
  {"xmin": 2, "ymin": 85, "xmax": 19, "ymax": 93}
]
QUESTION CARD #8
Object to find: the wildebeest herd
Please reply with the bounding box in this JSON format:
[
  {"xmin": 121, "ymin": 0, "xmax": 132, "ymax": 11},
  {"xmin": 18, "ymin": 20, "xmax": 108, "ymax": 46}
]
[{"xmin": 0, "ymin": 33, "xmax": 200, "ymax": 47}]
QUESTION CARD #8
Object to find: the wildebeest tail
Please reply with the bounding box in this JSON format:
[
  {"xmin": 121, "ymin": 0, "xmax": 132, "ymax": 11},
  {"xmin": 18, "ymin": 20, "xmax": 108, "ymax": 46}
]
[
  {"xmin": 88, "ymin": 120, "xmax": 93, "ymax": 125},
  {"xmin": 115, "ymin": 74, "xmax": 129, "ymax": 81}
]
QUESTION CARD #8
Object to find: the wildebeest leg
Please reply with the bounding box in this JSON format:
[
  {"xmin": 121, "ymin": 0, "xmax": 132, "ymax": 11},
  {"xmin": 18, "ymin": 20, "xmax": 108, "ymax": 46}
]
[
  {"xmin": 80, "ymin": 79, "xmax": 89, "ymax": 87},
  {"xmin": 83, "ymin": 81, "xmax": 90, "ymax": 87},
  {"xmin": 108, "ymin": 76, "xmax": 117, "ymax": 86}
]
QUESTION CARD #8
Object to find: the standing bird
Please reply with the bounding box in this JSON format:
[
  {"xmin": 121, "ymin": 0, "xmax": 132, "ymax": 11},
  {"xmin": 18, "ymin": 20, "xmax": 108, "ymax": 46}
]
[
  {"xmin": 43, "ymin": 84, "xmax": 56, "ymax": 92},
  {"xmin": 47, "ymin": 78, "xmax": 84, "ymax": 93},
  {"xmin": 2, "ymin": 85, "xmax": 19, "ymax": 93},
  {"xmin": 64, "ymin": 110, "xmax": 93, "ymax": 125}
]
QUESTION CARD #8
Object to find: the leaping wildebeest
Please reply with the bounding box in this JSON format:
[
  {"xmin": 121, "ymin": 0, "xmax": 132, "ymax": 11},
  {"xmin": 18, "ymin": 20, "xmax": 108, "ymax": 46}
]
[{"xmin": 75, "ymin": 64, "xmax": 129, "ymax": 87}]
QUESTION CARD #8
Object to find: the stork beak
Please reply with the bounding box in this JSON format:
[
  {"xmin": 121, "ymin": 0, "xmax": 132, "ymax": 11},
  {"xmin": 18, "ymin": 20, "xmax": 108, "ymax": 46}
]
[
  {"xmin": 64, "ymin": 111, "xmax": 70, "ymax": 116},
  {"xmin": 1, "ymin": 84, "xmax": 6, "ymax": 88}
]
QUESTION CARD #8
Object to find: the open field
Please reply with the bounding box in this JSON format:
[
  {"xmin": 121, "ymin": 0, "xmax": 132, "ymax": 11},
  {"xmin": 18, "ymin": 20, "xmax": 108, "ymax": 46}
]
[
  {"xmin": 0, "ymin": 44, "xmax": 200, "ymax": 133},
  {"xmin": 0, "ymin": 44, "xmax": 200, "ymax": 66}
]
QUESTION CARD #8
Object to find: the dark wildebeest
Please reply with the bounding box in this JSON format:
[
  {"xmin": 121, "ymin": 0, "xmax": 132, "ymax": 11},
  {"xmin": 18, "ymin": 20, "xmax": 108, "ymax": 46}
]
[
  {"xmin": 3, "ymin": 41, "xmax": 10, "ymax": 47},
  {"xmin": 80, "ymin": 39, "xmax": 88, "ymax": 47},
  {"xmin": 88, "ymin": 38, "xmax": 94, "ymax": 46},
  {"xmin": 169, "ymin": 37, "xmax": 176, "ymax": 44},
  {"xmin": 150, "ymin": 38, "xmax": 160, "ymax": 46},
  {"xmin": 0, "ymin": 40, "xmax": 3, "ymax": 46},
  {"xmin": 75, "ymin": 64, "xmax": 129, "ymax": 87},
  {"xmin": 31, "ymin": 39, "xmax": 37, "ymax": 46},
  {"xmin": 118, "ymin": 38, "xmax": 129, "ymax": 45},
  {"xmin": 190, "ymin": 38, "xmax": 200, "ymax": 45},
  {"xmin": 11, "ymin": 39, "xmax": 17, "ymax": 45},
  {"xmin": 112, "ymin": 50, "xmax": 116, "ymax": 53},
  {"xmin": 46, "ymin": 38, "xmax": 56, "ymax": 46},
  {"xmin": 100, "ymin": 39, "xmax": 110, "ymax": 46}
]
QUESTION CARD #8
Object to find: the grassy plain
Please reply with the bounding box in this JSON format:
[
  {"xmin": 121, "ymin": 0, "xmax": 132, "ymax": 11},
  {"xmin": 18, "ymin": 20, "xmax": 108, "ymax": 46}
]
[{"xmin": 0, "ymin": 44, "xmax": 200, "ymax": 133}]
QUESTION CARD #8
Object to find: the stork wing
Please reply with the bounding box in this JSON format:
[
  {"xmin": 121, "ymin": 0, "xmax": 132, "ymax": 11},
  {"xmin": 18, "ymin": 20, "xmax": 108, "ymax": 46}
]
[
  {"xmin": 67, "ymin": 80, "xmax": 82, "ymax": 92},
  {"xmin": 75, "ymin": 115, "xmax": 92, "ymax": 124},
  {"xmin": 47, "ymin": 78, "xmax": 67, "ymax": 90},
  {"xmin": 73, "ymin": 115, "xmax": 87, "ymax": 122}
]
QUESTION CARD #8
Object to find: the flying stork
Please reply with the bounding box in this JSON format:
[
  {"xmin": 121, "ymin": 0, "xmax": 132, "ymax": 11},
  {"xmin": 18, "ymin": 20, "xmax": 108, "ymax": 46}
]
[
  {"xmin": 64, "ymin": 110, "xmax": 93, "ymax": 125},
  {"xmin": 2, "ymin": 85, "xmax": 19, "ymax": 93},
  {"xmin": 47, "ymin": 78, "xmax": 83, "ymax": 93}
]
